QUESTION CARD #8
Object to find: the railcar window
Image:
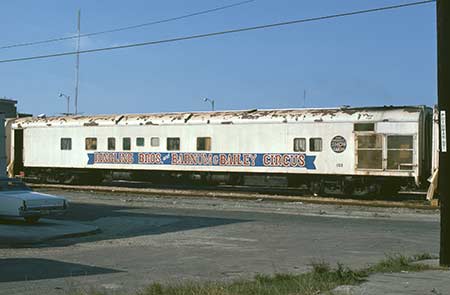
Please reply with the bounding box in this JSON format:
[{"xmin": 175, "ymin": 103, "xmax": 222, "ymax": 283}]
[
  {"xmin": 108, "ymin": 137, "xmax": 116, "ymax": 150},
  {"xmin": 356, "ymin": 134, "xmax": 382, "ymax": 169},
  {"xmin": 293, "ymin": 138, "xmax": 306, "ymax": 152},
  {"xmin": 85, "ymin": 138, "xmax": 97, "ymax": 150},
  {"xmin": 387, "ymin": 135, "xmax": 414, "ymax": 170},
  {"xmin": 309, "ymin": 138, "xmax": 322, "ymax": 152},
  {"xmin": 60, "ymin": 138, "xmax": 72, "ymax": 150},
  {"xmin": 354, "ymin": 123, "xmax": 375, "ymax": 132},
  {"xmin": 357, "ymin": 135, "xmax": 382, "ymax": 149},
  {"xmin": 123, "ymin": 137, "xmax": 131, "ymax": 150},
  {"xmin": 151, "ymin": 137, "xmax": 160, "ymax": 147},
  {"xmin": 136, "ymin": 137, "xmax": 145, "ymax": 147},
  {"xmin": 197, "ymin": 137, "xmax": 211, "ymax": 151},
  {"xmin": 167, "ymin": 138, "xmax": 180, "ymax": 151}
]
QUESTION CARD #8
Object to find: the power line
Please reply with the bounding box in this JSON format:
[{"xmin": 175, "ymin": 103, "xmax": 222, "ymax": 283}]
[
  {"xmin": 0, "ymin": 0, "xmax": 256, "ymax": 50},
  {"xmin": 0, "ymin": 0, "xmax": 435, "ymax": 64}
]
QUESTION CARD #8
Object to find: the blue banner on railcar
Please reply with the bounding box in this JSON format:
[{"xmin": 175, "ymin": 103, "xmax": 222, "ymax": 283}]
[{"xmin": 87, "ymin": 152, "xmax": 316, "ymax": 170}]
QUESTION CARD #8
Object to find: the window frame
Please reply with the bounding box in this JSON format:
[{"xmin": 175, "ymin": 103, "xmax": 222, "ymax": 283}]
[
  {"xmin": 309, "ymin": 138, "xmax": 322, "ymax": 152},
  {"xmin": 108, "ymin": 137, "xmax": 116, "ymax": 151},
  {"xmin": 150, "ymin": 137, "xmax": 160, "ymax": 147},
  {"xmin": 167, "ymin": 137, "xmax": 180, "ymax": 151},
  {"xmin": 196, "ymin": 137, "xmax": 212, "ymax": 151},
  {"xmin": 136, "ymin": 137, "xmax": 145, "ymax": 147},
  {"xmin": 354, "ymin": 123, "xmax": 375, "ymax": 132},
  {"xmin": 293, "ymin": 138, "xmax": 306, "ymax": 152},
  {"xmin": 355, "ymin": 134, "xmax": 383, "ymax": 170},
  {"xmin": 60, "ymin": 138, "xmax": 72, "ymax": 151},
  {"xmin": 122, "ymin": 137, "xmax": 131, "ymax": 151},
  {"xmin": 85, "ymin": 137, "xmax": 97, "ymax": 151},
  {"xmin": 386, "ymin": 135, "xmax": 414, "ymax": 171}
]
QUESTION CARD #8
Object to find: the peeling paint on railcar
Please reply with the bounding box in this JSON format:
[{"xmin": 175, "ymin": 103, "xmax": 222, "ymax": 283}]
[{"xmin": 10, "ymin": 106, "xmax": 426, "ymax": 129}]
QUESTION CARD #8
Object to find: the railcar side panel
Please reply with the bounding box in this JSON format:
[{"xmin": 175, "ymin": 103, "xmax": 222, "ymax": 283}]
[{"xmin": 10, "ymin": 106, "xmax": 432, "ymax": 190}]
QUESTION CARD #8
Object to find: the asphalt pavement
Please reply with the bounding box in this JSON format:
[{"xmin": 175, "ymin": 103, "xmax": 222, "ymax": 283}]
[
  {"xmin": 0, "ymin": 189, "xmax": 443, "ymax": 294},
  {"xmin": 0, "ymin": 219, "xmax": 98, "ymax": 246}
]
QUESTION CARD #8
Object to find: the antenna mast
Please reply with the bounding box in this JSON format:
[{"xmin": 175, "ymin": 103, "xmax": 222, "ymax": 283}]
[
  {"xmin": 303, "ymin": 90, "xmax": 306, "ymax": 108},
  {"xmin": 74, "ymin": 9, "xmax": 81, "ymax": 115}
]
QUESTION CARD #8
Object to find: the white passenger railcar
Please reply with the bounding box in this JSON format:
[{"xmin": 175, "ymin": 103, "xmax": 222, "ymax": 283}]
[{"xmin": 7, "ymin": 106, "xmax": 433, "ymax": 195}]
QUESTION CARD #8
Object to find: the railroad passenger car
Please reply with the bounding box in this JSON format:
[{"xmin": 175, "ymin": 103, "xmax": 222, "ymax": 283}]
[{"xmin": 7, "ymin": 106, "xmax": 433, "ymax": 195}]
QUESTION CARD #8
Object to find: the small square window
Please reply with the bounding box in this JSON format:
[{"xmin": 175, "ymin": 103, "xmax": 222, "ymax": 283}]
[
  {"xmin": 167, "ymin": 137, "xmax": 180, "ymax": 151},
  {"xmin": 136, "ymin": 137, "xmax": 145, "ymax": 147},
  {"xmin": 309, "ymin": 138, "xmax": 322, "ymax": 152},
  {"xmin": 197, "ymin": 137, "xmax": 211, "ymax": 151},
  {"xmin": 85, "ymin": 138, "xmax": 97, "ymax": 150},
  {"xmin": 108, "ymin": 137, "xmax": 116, "ymax": 151},
  {"xmin": 61, "ymin": 138, "xmax": 72, "ymax": 150},
  {"xmin": 293, "ymin": 138, "xmax": 306, "ymax": 152},
  {"xmin": 123, "ymin": 137, "xmax": 131, "ymax": 150},
  {"xmin": 151, "ymin": 137, "xmax": 160, "ymax": 147},
  {"xmin": 354, "ymin": 123, "xmax": 375, "ymax": 132}
]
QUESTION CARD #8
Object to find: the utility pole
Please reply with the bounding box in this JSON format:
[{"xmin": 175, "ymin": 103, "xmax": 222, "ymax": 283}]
[
  {"xmin": 437, "ymin": 0, "xmax": 450, "ymax": 266},
  {"xmin": 59, "ymin": 93, "xmax": 71, "ymax": 115},
  {"xmin": 303, "ymin": 90, "xmax": 306, "ymax": 108},
  {"xmin": 204, "ymin": 98, "xmax": 215, "ymax": 111},
  {"xmin": 74, "ymin": 9, "xmax": 81, "ymax": 115}
]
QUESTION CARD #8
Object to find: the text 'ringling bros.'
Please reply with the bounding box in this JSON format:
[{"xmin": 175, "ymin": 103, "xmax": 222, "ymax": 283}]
[{"xmin": 88, "ymin": 152, "xmax": 316, "ymax": 169}]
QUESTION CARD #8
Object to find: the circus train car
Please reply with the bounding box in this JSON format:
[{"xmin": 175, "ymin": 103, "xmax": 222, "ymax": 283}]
[{"xmin": 6, "ymin": 105, "xmax": 434, "ymax": 195}]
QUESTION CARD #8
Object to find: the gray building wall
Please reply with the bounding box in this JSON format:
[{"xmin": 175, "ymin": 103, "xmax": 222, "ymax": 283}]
[
  {"xmin": 0, "ymin": 98, "xmax": 17, "ymax": 118},
  {"xmin": 0, "ymin": 114, "xmax": 5, "ymax": 177}
]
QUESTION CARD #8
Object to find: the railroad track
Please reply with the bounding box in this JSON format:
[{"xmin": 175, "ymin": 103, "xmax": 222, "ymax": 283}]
[{"xmin": 28, "ymin": 181, "xmax": 436, "ymax": 210}]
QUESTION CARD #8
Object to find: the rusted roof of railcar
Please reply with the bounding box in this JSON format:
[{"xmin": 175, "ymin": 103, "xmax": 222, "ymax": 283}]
[{"xmin": 12, "ymin": 105, "xmax": 429, "ymax": 128}]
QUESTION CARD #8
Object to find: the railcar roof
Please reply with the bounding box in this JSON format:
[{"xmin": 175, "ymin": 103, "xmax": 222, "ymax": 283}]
[{"xmin": 12, "ymin": 105, "xmax": 429, "ymax": 128}]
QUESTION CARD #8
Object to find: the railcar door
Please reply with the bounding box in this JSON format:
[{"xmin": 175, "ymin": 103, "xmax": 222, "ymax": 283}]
[{"xmin": 13, "ymin": 129, "xmax": 24, "ymax": 176}]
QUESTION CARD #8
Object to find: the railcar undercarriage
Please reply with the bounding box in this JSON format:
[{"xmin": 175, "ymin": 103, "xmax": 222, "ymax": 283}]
[{"xmin": 22, "ymin": 167, "xmax": 417, "ymax": 196}]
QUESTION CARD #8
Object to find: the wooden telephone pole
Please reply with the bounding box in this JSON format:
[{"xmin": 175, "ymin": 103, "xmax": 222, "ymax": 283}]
[{"xmin": 437, "ymin": 0, "xmax": 450, "ymax": 266}]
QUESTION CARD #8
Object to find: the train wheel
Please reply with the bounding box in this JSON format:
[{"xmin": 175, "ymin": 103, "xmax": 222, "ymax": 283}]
[
  {"xmin": 309, "ymin": 181, "xmax": 324, "ymax": 196},
  {"xmin": 61, "ymin": 175, "xmax": 77, "ymax": 184},
  {"xmin": 24, "ymin": 216, "xmax": 40, "ymax": 224},
  {"xmin": 351, "ymin": 185, "xmax": 370, "ymax": 197}
]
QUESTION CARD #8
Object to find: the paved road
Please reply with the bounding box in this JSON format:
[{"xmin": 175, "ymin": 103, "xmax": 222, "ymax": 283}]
[{"xmin": 0, "ymin": 190, "xmax": 440, "ymax": 294}]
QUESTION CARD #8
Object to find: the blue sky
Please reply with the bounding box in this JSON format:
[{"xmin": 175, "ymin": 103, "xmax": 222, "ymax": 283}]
[{"xmin": 0, "ymin": 0, "xmax": 436, "ymax": 116}]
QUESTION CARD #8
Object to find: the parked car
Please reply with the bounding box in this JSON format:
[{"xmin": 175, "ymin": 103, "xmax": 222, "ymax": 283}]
[{"xmin": 0, "ymin": 178, "xmax": 68, "ymax": 223}]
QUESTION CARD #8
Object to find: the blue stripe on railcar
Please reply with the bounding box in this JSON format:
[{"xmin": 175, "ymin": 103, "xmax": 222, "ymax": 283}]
[{"xmin": 87, "ymin": 152, "xmax": 316, "ymax": 170}]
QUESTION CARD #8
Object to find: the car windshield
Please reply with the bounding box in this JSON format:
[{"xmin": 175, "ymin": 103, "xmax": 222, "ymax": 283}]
[{"xmin": 0, "ymin": 179, "xmax": 31, "ymax": 191}]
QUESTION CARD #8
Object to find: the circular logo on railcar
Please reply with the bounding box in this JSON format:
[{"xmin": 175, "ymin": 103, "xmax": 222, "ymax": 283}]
[{"xmin": 331, "ymin": 136, "xmax": 347, "ymax": 153}]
